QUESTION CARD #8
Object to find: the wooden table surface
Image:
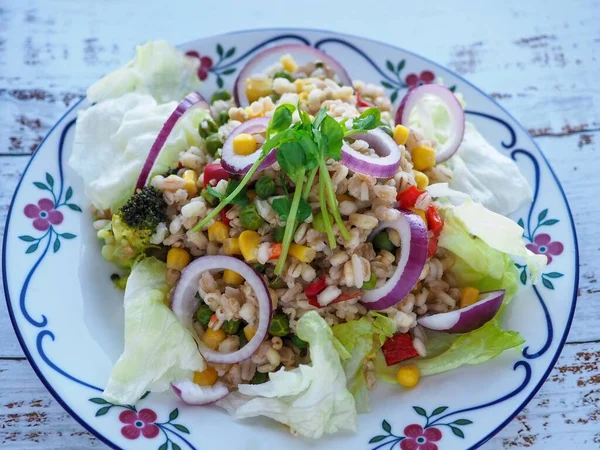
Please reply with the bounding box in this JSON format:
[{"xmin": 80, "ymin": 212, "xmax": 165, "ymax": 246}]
[{"xmin": 1, "ymin": 0, "xmax": 599, "ymax": 448}]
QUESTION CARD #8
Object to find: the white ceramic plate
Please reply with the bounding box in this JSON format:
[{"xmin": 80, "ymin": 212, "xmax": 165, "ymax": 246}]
[{"xmin": 3, "ymin": 29, "xmax": 578, "ymax": 450}]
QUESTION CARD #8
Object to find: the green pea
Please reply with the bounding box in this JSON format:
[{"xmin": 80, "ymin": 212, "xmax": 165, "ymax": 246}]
[
  {"xmin": 273, "ymin": 71, "xmax": 294, "ymax": 82},
  {"xmin": 269, "ymin": 313, "xmax": 290, "ymax": 337},
  {"xmin": 238, "ymin": 328, "xmax": 248, "ymax": 348},
  {"xmin": 362, "ymin": 273, "xmax": 377, "ymax": 290},
  {"xmin": 255, "ymin": 176, "xmax": 275, "ymax": 199},
  {"xmin": 269, "ymin": 277, "xmax": 287, "ymax": 290},
  {"xmin": 290, "ymin": 334, "xmax": 308, "ymax": 350},
  {"xmin": 211, "ymin": 90, "xmax": 232, "ymax": 103},
  {"xmin": 250, "ymin": 372, "xmax": 269, "ymax": 384},
  {"xmin": 251, "ymin": 263, "xmax": 266, "ymax": 273},
  {"xmin": 222, "ymin": 319, "xmax": 241, "ymax": 335},
  {"xmin": 273, "ymin": 226, "xmax": 286, "ymax": 243},
  {"xmin": 312, "ymin": 211, "xmax": 332, "ymax": 234},
  {"xmin": 373, "ymin": 230, "xmax": 396, "ymax": 252},
  {"xmin": 217, "ymin": 111, "xmax": 230, "ymax": 126},
  {"xmin": 205, "ymin": 133, "xmax": 223, "ymax": 157},
  {"xmin": 198, "ymin": 119, "xmax": 218, "ymax": 138},
  {"xmin": 196, "ymin": 304, "xmax": 213, "ymax": 327},
  {"xmin": 201, "ymin": 189, "xmax": 217, "ymax": 206},
  {"xmin": 239, "ymin": 204, "xmax": 265, "ymax": 231}
]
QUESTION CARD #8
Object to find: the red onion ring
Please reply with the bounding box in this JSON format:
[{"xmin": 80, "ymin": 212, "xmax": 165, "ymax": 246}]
[
  {"xmin": 341, "ymin": 128, "xmax": 402, "ymax": 178},
  {"xmin": 417, "ymin": 290, "xmax": 505, "ymax": 334},
  {"xmin": 221, "ymin": 117, "xmax": 277, "ymax": 174},
  {"xmin": 361, "ymin": 210, "xmax": 428, "ymax": 310},
  {"xmin": 171, "ymin": 255, "xmax": 272, "ymax": 364},
  {"xmin": 234, "ymin": 44, "xmax": 352, "ymax": 107},
  {"xmin": 135, "ymin": 91, "xmax": 209, "ymax": 189},
  {"xmin": 395, "ymin": 84, "xmax": 465, "ymax": 163},
  {"xmin": 172, "ymin": 379, "xmax": 229, "ymax": 405}
]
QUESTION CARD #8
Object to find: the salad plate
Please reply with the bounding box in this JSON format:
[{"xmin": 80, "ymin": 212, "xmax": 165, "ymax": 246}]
[{"xmin": 3, "ymin": 28, "xmax": 578, "ymax": 450}]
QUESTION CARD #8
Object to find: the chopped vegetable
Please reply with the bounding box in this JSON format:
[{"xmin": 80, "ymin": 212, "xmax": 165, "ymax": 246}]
[
  {"xmin": 273, "ymin": 226, "xmax": 285, "ymax": 243},
  {"xmin": 396, "ymin": 364, "xmax": 420, "ymax": 388},
  {"xmin": 409, "ymin": 207, "xmax": 427, "ymax": 226},
  {"xmin": 250, "ymin": 372, "xmax": 269, "ymax": 385},
  {"xmin": 372, "ymin": 230, "xmax": 395, "ymax": 252},
  {"xmin": 205, "ymin": 134, "xmax": 223, "ymax": 156},
  {"xmin": 426, "ymin": 204, "xmax": 444, "ymax": 236},
  {"xmin": 239, "ymin": 204, "xmax": 265, "ymax": 231},
  {"xmin": 166, "ymin": 248, "xmax": 191, "ymax": 271},
  {"xmin": 255, "ymin": 175, "xmax": 276, "ymax": 198},
  {"xmin": 413, "ymin": 170, "xmax": 429, "ymax": 190},
  {"xmin": 222, "ymin": 319, "xmax": 242, "ymax": 335},
  {"xmin": 288, "ymin": 243, "xmax": 316, "ymax": 263},
  {"xmin": 193, "ymin": 367, "xmax": 218, "ymax": 386},
  {"xmin": 290, "ymin": 334, "xmax": 308, "ymax": 350},
  {"xmin": 273, "ymin": 70, "xmax": 294, "ymax": 82},
  {"xmin": 211, "ymin": 90, "xmax": 231, "ymax": 103},
  {"xmin": 392, "ymin": 124, "xmax": 410, "ymax": 146},
  {"xmin": 202, "ymin": 328, "xmax": 227, "ymax": 350},
  {"xmin": 396, "ymin": 185, "xmax": 423, "ymax": 209},
  {"xmin": 381, "ymin": 334, "xmax": 419, "ymax": 366},
  {"xmin": 223, "ymin": 269, "xmax": 244, "ymax": 286},
  {"xmin": 208, "ymin": 221, "xmax": 230, "ymax": 243},
  {"xmin": 460, "ymin": 286, "xmax": 480, "ymax": 308},
  {"xmin": 312, "ymin": 211, "xmax": 332, "ymax": 233},
  {"xmin": 269, "ymin": 313, "xmax": 290, "ymax": 337},
  {"xmin": 243, "ymin": 325, "xmax": 257, "ymax": 341},
  {"xmin": 201, "ymin": 188, "xmax": 217, "ymax": 206},
  {"xmin": 223, "ymin": 237, "xmax": 241, "ymax": 255},
  {"xmin": 203, "ymin": 163, "xmax": 229, "ymax": 187},
  {"xmin": 362, "ymin": 273, "xmax": 377, "ymax": 290},
  {"xmin": 233, "ymin": 133, "xmax": 258, "ymax": 156},
  {"xmin": 196, "ymin": 304, "xmax": 213, "ymax": 327}
]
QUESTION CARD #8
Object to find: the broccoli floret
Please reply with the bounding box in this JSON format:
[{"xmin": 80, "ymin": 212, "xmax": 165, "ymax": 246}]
[
  {"xmin": 120, "ymin": 186, "xmax": 166, "ymax": 230},
  {"xmin": 98, "ymin": 186, "xmax": 166, "ymax": 269}
]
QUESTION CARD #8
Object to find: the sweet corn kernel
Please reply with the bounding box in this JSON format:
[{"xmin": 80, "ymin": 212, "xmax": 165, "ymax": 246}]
[
  {"xmin": 294, "ymin": 79, "xmax": 305, "ymax": 92},
  {"xmin": 246, "ymin": 77, "xmax": 273, "ymax": 103},
  {"xmin": 208, "ymin": 221, "xmax": 230, "ymax": 243},
  {"xmin": 289, "ymin": 243, "xmax": 316, "ymax": 263},
  {"xmin": 223, "ymin": 269, "xmax": 244, "ymax": 286},
  {"xmin": 182, "ymin": 170, "xmax": 199, "ymax": 196},
  {"xmin": 413, "ymin": 170, "xmax": 429, "ymax": 190},
  {"xmin": 239, "ymin": 230, "xmax": 261, "ymax": 262},
  {"xmin": 193, "ymin": 366, "xmax": 218, "ymax": 386},
  {"xmin": 244, "ymin": 106, "xmax": 266, "ymax": 119},
  {"xmin": 411, "ymin": 145, "xmax": 436, "ymax": 171},
  {"xmin": 243, "ymin": 325, "xmax": 257, "ymax": 341},
  {"xmin": 281, "ymin": 54, "xmax": 298, "ymax": 73},
  {"xmin": 222, "ymin": 238, "xmax": 241, "ymax": 255},
  {"xmin": 409, "ymin": 208, "xmax": 428, "ymax": 226},
  {"xmin": 396, "ymin": 364, "xmax": 420, "ymax": 388},
  {"xmin": 336, "ymin": 193, "xmax": 353, "ymax": 202},
  {"xmin": 166, "ymin": 248, "xmax": 191, "ymax": 271},
  {"xmin": 393, "ymin": 125, "xmax": 410, "ymax": 146},
  {"xmin": 460, "ymin": 287, "xmax": 480, "ymax": 308},
  {"xmin": 202, "ymin": 328, "xmax": 226, "ymax": 350},
  {"xmin": 233, "ymin": 133, "xmax": 257, "ymax": 156},
  {"xmin": 298, "ymin": 91, "xmax": 308, "ymax": 101}
]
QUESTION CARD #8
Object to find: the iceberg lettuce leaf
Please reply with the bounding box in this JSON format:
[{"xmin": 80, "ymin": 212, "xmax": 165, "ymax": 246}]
[{"xmin": 103, "ymin": 257, "xmax": 205, "ymax": 405}]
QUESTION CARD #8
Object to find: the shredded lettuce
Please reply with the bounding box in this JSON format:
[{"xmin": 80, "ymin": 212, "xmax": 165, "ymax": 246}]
[
  {"xmin": 332, "ymin": 312, "xmax": 395, "ymax": 413},
  {"xmin": 103, "ymin": 257, "xmax": 205, "ymax": 405},
  {"xmin": 217, "ymin": 311, "xmax": 356, "ymax": 439},
  {"xmin": 69, "ymin": 92, "xmax": 210, "ymax": 211},
  {"xmin": 440, "ymin": 200, "xmax": 546, "ymax": 283},
  {"xmin": 375, "ymin": 319, "xmax": 524, "ymax": 381},
  {"xmin": 87, "ymin": 41, "xmax": 202, "ymax": 104}
]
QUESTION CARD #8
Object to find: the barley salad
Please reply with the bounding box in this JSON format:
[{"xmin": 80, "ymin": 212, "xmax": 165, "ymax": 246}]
[{"xmin": 69, "ymin": 41, "xmax": 547, "ymax": 439}]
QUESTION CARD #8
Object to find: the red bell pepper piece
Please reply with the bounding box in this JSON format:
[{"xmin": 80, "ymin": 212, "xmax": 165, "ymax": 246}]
[
  {"xmin": 306, "ymin": 276, "xmax": 328, "ymax": 307},
  {"xmin": 382, "ymin": 333, "xmax": 419, "ymax": 366},
  {"xmin": 308, "ymin": 290, "xmax": 362, "ymax": 308},
  {"xmin": 427, "ymin": 235, "xmax": 438, "ymax": 258},
  {"xmin": 356, "ymin": 91, "xmax": 375, "ymax": 108},
  {"xmin": 426, "ymin": 205, "xmax": 444, "ymax": 237},
  {"xmin": 396, "ymin": 185, "xmax": 423, "ymax": 209},
  {"xmin": 219, "ymin": 206, "xmax": 231, "ymax": 226},
  {"xmin": 203, "ymin": 163, "xmax": 229, "ymax": 188}
]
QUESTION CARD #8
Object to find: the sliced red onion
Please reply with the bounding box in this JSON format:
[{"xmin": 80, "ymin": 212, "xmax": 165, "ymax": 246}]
[
  {"xmin": 395, "ymin": 84, "xmax": 465, "ymax": 163},
  {"xmin": 171, "ymin": 255, "xmax": 272, "ymax": 364},
  {"xmin": 341, "ymin": 128, "xmax": 402, "ymax": 177},
  {"xmin": 136, "ymin": 92, "xmax": 209, "ymax": 189},
  {"xmin": 362, "ymin": 210, "xmax": 428, "ymax": 310},
  {"xmin": 417, "ymin": 290, "xmax": 505, "ymax": 334},
  {"xmin": 172, "ymin": 379, "xmax": 229, "ymax": 405},
  {"xmin": 234, "ymin": 44, "xmax": 352, "ymax": 106},
  {"xmin": 221, "ymin": 117, "xmax": 277, "ymax": 174}
]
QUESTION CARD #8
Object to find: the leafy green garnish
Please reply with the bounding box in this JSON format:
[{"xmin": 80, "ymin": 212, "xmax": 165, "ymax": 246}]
[{"xmin": 207, "ymin": 179, "xmax": 249, "ymax": 206}]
